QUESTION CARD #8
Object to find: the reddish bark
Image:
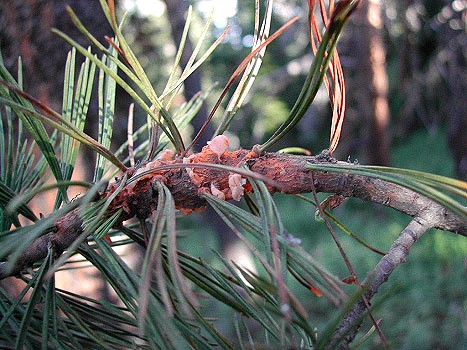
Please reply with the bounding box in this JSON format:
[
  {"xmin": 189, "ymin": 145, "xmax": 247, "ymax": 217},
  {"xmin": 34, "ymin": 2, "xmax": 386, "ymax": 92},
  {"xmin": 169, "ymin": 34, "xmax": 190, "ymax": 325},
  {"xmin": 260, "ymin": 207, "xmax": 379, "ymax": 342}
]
[{"xmin": 0, "ymin": 147, "xmax": 465, "ymax": 280}]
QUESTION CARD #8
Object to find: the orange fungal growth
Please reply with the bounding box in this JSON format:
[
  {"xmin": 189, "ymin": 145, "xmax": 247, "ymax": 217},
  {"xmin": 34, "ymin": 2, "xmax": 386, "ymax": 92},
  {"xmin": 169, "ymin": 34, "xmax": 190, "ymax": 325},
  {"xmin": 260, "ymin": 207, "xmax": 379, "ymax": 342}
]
[
  {"xmin": 157, "ymin": 149, "xmax": 175, "ymax": 161},
  {"xmin": 228, "ymin": 173, "xmax": 246, "ymax": 201},
  {"xmin": 183, "ymin": 154, "xmax": 203, "ymax": 186},
  {"xmin": 207, "ymin": 135, "xmax": 230, "ymax": 160},
  {"xmin": 210, "ymin": 183, "xmax": 226, "ymax": 200}
]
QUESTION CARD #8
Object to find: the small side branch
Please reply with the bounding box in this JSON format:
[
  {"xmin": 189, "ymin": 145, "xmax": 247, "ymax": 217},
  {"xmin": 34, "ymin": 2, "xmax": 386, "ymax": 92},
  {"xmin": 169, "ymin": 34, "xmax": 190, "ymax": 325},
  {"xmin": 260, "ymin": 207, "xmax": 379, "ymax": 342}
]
[{"xmin": 328, "ymin": 217, "xmax": 431, "ymax": 349}]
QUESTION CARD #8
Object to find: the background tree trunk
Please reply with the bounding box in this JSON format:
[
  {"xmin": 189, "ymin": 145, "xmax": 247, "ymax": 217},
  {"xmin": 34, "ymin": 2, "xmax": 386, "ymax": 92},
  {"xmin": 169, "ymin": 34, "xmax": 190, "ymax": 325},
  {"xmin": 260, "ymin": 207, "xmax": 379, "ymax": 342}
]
[
  {"xmin": 0, "ymin": 0, "xmax": 129, "ymax": 180},
  {"xmin": 0, "ymin": 0, "xmax": 112, "ymax": 111},
  {"xmin": 0, "ymin": 0, "xmax": 118, "ymax": 300},
  {"xmin": 356, "ymin": 0, "xmax": 391, "ymax": 166}
]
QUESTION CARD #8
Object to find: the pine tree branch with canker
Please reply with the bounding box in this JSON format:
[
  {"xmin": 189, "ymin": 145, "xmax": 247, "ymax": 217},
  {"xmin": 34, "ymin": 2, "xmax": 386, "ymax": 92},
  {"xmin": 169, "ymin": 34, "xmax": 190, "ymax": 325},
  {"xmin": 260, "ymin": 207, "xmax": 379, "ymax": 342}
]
[
  {"xmin": 1, "ymin": 1, "xmax": 464, "ymax": 348},
  {"xmin": 0, "ymin": 135, "xmax": 465, "ymax": 280}
]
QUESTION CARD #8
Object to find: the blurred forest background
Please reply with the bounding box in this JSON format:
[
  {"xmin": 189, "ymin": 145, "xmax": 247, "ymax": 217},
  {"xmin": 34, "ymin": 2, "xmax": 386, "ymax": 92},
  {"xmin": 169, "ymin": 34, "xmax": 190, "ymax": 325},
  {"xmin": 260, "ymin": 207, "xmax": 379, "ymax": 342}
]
[{"xmin": 0, "ymin": 0, "xmax": 465, "ymax": 348}]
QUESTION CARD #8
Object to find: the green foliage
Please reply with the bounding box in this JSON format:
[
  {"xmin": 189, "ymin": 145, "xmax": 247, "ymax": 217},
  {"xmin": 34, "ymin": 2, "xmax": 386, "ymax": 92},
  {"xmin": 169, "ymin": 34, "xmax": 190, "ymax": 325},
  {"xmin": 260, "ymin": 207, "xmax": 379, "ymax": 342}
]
[
  {"xmin": 274, "ymin": 130, "xmax": 466, "ymax": 349},
  {"xmin": 0, "ymin": 1, "xmax": 464, "ymax": 349},
  {"xmin": 0, "ymin": 55, "xmax": 67, "ymax": 202},
  {"xmin": 0, "ymin": 107, "xmax": 41, "ymax": 229}
]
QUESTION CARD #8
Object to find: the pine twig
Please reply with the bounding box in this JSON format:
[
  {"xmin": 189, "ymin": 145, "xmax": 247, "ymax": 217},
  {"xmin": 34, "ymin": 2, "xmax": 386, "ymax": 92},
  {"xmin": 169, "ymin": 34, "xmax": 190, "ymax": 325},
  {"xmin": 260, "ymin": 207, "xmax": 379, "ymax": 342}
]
[
  {"xmin": 328, "ymin": 217, "xmax": 433, "ymax": 349},
  {"xmin": 310, "ymin": 174, "xmax": 388, "ymax": 347}
]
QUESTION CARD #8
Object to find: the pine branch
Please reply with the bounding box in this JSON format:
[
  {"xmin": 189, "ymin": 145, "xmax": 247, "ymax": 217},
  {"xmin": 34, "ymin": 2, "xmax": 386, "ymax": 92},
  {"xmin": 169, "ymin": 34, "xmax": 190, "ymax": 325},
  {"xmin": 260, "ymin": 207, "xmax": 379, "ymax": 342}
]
[
  {"xmin": 327, "ymin": 217, "xmax": 432, "ymax": 349},
  {"xmin": 1, "ymin": 145, "xmax": 465, "ymax": 280}
]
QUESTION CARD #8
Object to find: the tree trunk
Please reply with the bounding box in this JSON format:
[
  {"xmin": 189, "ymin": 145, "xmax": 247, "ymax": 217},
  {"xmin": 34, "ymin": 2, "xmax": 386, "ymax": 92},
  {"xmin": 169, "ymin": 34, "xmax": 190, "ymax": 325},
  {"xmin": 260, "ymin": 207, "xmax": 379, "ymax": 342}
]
[
  {"xmin": 0, "ymin": 0, "xmax": 117, "ymax": 301},
  {"xmin": 353, "ymin": 0, "xmax": 391, "ymax": 166},
  {"xmin": 0, "ymin": 0, "xmax": 112, "ymax": 111}
]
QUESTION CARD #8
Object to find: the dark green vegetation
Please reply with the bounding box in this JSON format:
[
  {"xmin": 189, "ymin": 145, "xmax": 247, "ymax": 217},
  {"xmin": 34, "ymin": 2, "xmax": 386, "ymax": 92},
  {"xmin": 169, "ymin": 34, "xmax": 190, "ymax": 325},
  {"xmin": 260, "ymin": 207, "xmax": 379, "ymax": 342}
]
[
  {"xmin": 181, "ymin": 128, "xmax": 466, "ymax": 349},
  {"xmin": 0, "ymin": 0, "xmax": 465, "ymax": 349}
]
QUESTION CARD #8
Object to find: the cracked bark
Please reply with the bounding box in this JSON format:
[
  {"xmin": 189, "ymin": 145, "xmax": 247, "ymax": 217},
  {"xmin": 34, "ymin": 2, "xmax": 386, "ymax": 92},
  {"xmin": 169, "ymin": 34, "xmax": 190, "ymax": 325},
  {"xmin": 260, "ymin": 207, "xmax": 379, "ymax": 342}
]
[
  {"xmin": 1, "ymin": 149, "xmax": 464, "ymax": 280},
  {"xmin": 0, "ymin": 148, "xmax": 465, "ymax": 350}
]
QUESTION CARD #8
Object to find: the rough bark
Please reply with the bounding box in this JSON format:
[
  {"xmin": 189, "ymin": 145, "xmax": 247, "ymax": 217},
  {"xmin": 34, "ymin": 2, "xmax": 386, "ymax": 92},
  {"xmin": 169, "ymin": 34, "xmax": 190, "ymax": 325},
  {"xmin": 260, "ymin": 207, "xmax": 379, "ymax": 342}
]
[{"xmin": 1, "ymin": 147, "xmax": 464, "ymax": 280}]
